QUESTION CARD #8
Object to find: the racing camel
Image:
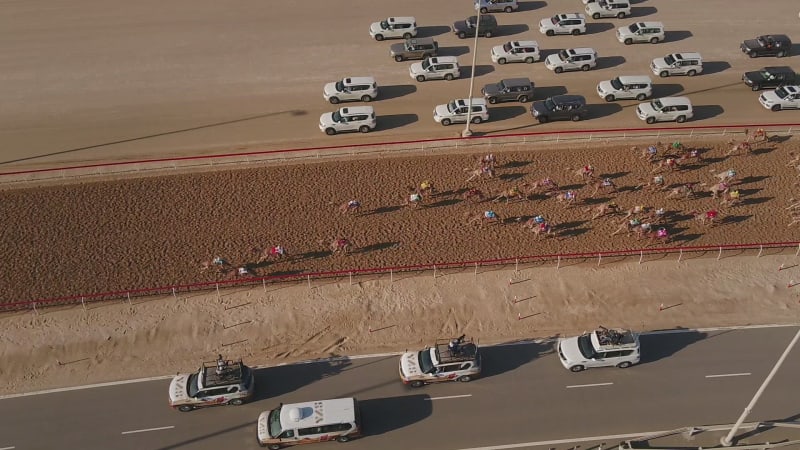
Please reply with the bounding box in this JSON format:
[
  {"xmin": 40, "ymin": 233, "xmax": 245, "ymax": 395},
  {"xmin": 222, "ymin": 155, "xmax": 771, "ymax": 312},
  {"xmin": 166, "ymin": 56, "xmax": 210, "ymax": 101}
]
[
  {"xmin": 467, "ymin": 210, "xmax": 502, "ymax": 227},
  {"xmin": 462, "ymin": 188, "xmax": 487, "ymax": 203},
  {"xmin": 690, "ymin": 209, "xmax": 722, "ymax": 227},
  {"xmin": 256, "ymin": 245, "xmax": 288, "ymax": 264},
  {"xmin": 464, "ymin": 165, "xmax": 495, "ymax": 183},
  {"xmin": 585, "ymin": 202, "xmax": 620, "ymax": 220},
  {"xmin": 330, "ymin": 238, "xmax": 353, "ymax": 255},
  {"xmin": 589, "ymin": 178, "xmax": 618, "ymax": 197},
  {"xmin": 339, "ymin": 200, "xmax": 362, "ymax": 215},
  {"xmin": 493, "ymin": 185, "xmax": 527, "ymax": 204},
  {"xmin": 199, "ymin": 256, "xmax": 231, "ymax": 273}
]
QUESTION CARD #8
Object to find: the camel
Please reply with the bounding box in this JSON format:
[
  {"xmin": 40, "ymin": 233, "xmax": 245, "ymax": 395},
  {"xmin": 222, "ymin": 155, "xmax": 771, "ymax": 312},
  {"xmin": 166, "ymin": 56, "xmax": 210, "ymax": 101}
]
[
  {"xmin": 554, "ymin": 190, "xmax": 579, "ymax": 207},
  {"xmin": 493, "ymin": 185, "xmax": 526, "ymax": 204},
  {"xmin": 223, "ymin": 265, "xmax": 255, "ymax": 280},
  {"xmin": 521, "ymin": 215, "xmax": 546, "ymax": 231},
  {"xmin": 787, "ymin": 198, "xmax": 800, "ymax": 211},
  {"xmin": 585, "ymin": 202, "xmax": 620, "ymax": 220},
  {"xmin": 330, "ymin": 238, "xmax": 352, "ymax": 255},
  {"xmin": 690, "ymin": 209, "xmax": 722, "ymax": 227},
  {"xmin": 418, "ymin": 180, "xmax": 437, "ymax": 197},
  {"xmin": 665, "ymin": 183, "xmax": 697, "ymax": 200},
  {"xmin": 787, "ymin": 212, "xmax": 800, "ymax": 227},
  {"xmin": 404, "ymin": 190, "xmax": 424, "ymax": 208},
  {"xmin": 464, "ymin": 166, "xmax": 495, "ymax": 183},
  {"xmin": 747, "ymin": 128, "xmax": 770, "ymax": 145},
  {"xmin": 467, "ymin": 210, "xmax": 502, "ymax": 227},
  {"xmin": 787, "ymin": 152, "xmax": 800, "ymax": 168},
  {"xmin": 621, "ymin": 205, "xmax": 649, "ymax": 220},
  {"xmin": 590, "ymin": 178, "xmax": 618, "ymax": 197},
  {"xmin": 641, "ymin": 227, "xmax": 671, "ymax": 246},
  {"xmin": 719, "ymin": 189, "xmax": 741, "ymax": 207},
  {"xmin": 611, "ymin": 218, "xmax": 643, "ymax": 236},
  {"xmin": 530, "ymin": 221, "xmax": 556, "ymax": 240},
  {"xmin": 635, "ymin": 144, "xmax": 660, "ymax": 162},
  {"xmin": 476, "ymin": 153, "xmax": 497, "ymax": 170},
  {"xmin": 677, "ymin": 148, "xmax": 703, "ymax": 164},
  {"xmin": 725, "ymin": 140, "xmax": 752, "ymax": 157},
  {"xmin": 708, "ymin": 182, "xmax": 730, "ymax": 199},
  {"xmin": 339, "ymin": 200, "xmax": 361, "ymax": 215},
  {"xmin": 566, "ymin": 165, "xmax": 596, "ymax": 182},
  {"xmin": 651, "ymin": 157, "xmax": 679, "ymax": 173},
  {"xmin": 256, "ymin": 245, "xmax": 287, "ymax": 264},
  {"xmin": 712, "ymin": 168, "xmax": 738, "ymax": 184},
  {"xmin": 637, "ymin": 175, "xmax": 666, "ymax": 192},
  {"xmin": 523, "ymin": 177, "xmax": 560, "ymax": 196},
  {"xmin": 462, "ymin": 188, "xmax": 486, "ymax": 203},
  {"xmin": 200, "ymin": 256, "xmax": 230, "ymax": 273}
]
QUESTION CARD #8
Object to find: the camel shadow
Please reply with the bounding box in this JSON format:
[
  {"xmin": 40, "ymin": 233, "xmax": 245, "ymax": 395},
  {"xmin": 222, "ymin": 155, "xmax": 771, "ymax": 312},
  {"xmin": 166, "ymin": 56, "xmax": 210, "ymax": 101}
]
[
  {"xmin": 741, "ymin": 196, "xmax": 773, "ymax": 206},
  {"xmin": 738, "ymin": 175, "xmax": 770, "ymax": 185},
  {"xmin": 751, "ymin": 146, "xmax": 776, "ymax": 155},
  {"xmin": 557, "ymin": 220, "xmax": 588, "ymax": 230},
  {"xmin": 499, "ymin": 172, "xmax": 527, "ymax": 181},
  {"xmin": 722, "ymin": 214, "xmax": 752, "ymax": 225},
  {"xmin": 353, "ymin": 242, "xmax": 400, "ymax": 255},
  {"xmin": 428, "ymin": 198, "xmax": 462, "ymax": 208},
  {"xmin": 559, "ymin": 227, "xmax": 590, "ymax": 238},
  {"xmin": 599, "ymin": 171, "xmax": 630, "ymax": 179},
  {"xmin": 502, "ymin": 160, "xmax": 534, "ymax": 168},
  {"xmin": 294, "ymin": 250, "xmax": 333, "ymax": 261},
  {"xmin": 363, "ymin": 205, "xmax": 403, "ymax": 216}
]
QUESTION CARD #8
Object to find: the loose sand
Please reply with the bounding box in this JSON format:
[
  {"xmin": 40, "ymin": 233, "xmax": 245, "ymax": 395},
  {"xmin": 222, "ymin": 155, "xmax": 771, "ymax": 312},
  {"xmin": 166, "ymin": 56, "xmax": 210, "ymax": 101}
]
[{"xmin": 1, "ymin": 137, "xmax": 799, "ymax": 394}]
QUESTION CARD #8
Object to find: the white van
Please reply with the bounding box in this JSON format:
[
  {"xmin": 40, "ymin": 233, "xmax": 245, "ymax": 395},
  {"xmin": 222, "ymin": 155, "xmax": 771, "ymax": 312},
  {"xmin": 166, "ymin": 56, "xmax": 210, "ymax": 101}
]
[
  {"xmin": 257, "ymin": 398, "xmax": 362, "ymax": 449},
  {"xmin": 596, "ymin": 75, "xmax": 653, "ymax": 101}
]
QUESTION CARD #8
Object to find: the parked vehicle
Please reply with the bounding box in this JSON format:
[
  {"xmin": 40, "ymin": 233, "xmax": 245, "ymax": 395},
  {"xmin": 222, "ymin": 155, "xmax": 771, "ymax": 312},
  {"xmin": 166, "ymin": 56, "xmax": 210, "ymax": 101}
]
[
  {"xmin": 596, "ymin": 75, "xmax": 652, "ymax": 101},
  {"xmin": 319, "ymin": 106, "xmax": 376, "ymax": 135},
  {"xmin": 453, "ymin": 14, "xmax": 498, "ymax": 38},
  {"xmin": 491, "ymin": 40, "xmax": 540, "ymax": 64},
  {"xmin": 616, "ymin": 21, "xmax": 665, "ymax": 44},
  {"xmin": 369, "ymin": 16, "xmax": 417, "ymax": 41},
  {"xmin": 531, "ymin": 94, "xmax": 588, "ymax": 122},
  {"xmin": 169, "ymin": 356, "xmax": 255, "ymax": 412},
  {"xmin": 557, "ymin": 327, "xmax": 641, "ymax": 372},
  {"xmin": 740, "ymin": 34, "xmax": 792, "ymax": 58},
  {"xmin": 482, "ymin": 77, "xmax": 534, "ymax": 103},
  {"xmin": 390, "ymin": 37, "xmax": 438, "ymax": 62},
  {"xmin": 323, "ymin": 77, "xmax": 378, "ymax": 104},
  {"xmin": 257, "ymin": 398, "xmax": 362, "ymax": 449},
  {"xmin": 399, "ymin": 335, "xmax": 481, "ymax": 387},
  {"xmin": 742, "ymin": 66, "xmax": 798, "ymax": 91},
  {"xmin": 545, "ymin": 47, "xmax": 597, "ymax": 73},
  {"xmin": 759, "ymin": 85, "xmax": 800, "ymax": 111},
  {"xmin": 585, "ymin": 0, "xmax": 631, "ymax": 19},
  {"xmin": 539, "ymin": 13, "xmax": 586, "ymax": 36},
  {"xmin": 475, "ymin": 0, "xmax": 518, "ymax": 13},
  {"xmin": 434, "ymin": 98, "xmax": 489, "ymax": 125},
  {"xmin": 650, "ymin": 52, "xmax": 703, "ymax": 77},
  {"xmin": 636, "ymin": 96, "xmax": 693, "ymax": 124},
  {"xmin": 409, "ymin": 56, "xmax": 461, "ymax": 82}
]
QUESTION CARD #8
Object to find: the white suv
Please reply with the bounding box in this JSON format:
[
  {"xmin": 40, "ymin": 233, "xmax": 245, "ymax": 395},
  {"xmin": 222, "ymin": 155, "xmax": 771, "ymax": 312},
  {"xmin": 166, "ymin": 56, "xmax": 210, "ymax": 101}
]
[
  {"xmin": 557, "ymin": 327, "xmax": 640, "ymax": 372},
  {"xmin": 616, "ymin": 21, "xmax": 665, "ymax": 44},
  {"xmin": 597, "ymin": 75, "xmax": 653, "ymax": 101},
  {"xmin": 759, "ymin": 85, "xmax": 800, "ymax": 111},
  {"xmin": 545, "ymin": 48, "xmax": 597, "ymax": 73},
  {"xmin": 319, "ymin": 106, "xmax": 377, "ymax": 135},
  {"xmin": 491, "ymin": 41, "xmax": 541, "ymax": 64},
  {"xmin": 434, "ymin": 98, "xmax": 489, "ymax": 125},
  {"xmin": 409, "ymin": 56, "xmax": 461, "ymax": 82},
  {"xmin": 539, "ymin": 13, "xmax": 586, "ymax": 36},
  {"xmin": 323, "ymin": 77, "xmax": 378, "ymax": 104},
  {"xmin": 369, "ymin": 16, "xmax": 417, "ymax": 41},
  {"xmin": 651, "ymin": 52, "xmax": 703, "ymax": 77},
  {"xmin": 586, "ymin": 0, "xmax": 631, "ymax": 19},
  {"xmin": 637, "ymin": 96, "xmax": 693, "ymax": 124}
]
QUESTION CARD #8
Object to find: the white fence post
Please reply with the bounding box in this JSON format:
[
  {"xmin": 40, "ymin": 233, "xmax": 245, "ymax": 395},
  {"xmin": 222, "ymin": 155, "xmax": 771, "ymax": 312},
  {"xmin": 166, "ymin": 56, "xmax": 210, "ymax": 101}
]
[
  {"xmin": 515, "ymin": 258, "xmax": 519, "ymax": 274},
  {"xmin": 349, "ymin": 271, "xmax": 353, "ymax": 286},
  {"xmin": 557, "ymin": 255, "xmax": 561, "ymax": 270},
  {"xmin": 757, "ymin": 245, "xmax": 763, "ymax": 258},
  {"xmin": 81, "ymin": 296, "xmax": 86, "ymax": 311},
  {"xmin": 678, "ymin": 248, "xmax": 683, "ymax": 262},
  {"xmin": 717, "ymin": 246, "xmax": 723, "ymax": 260},
  {"xmin": 433, "ymin": 264, "xmax": 437, "ymax": 278},
  {"xmin": 127, "ymin": 292, "xmax": 132, "ymax": 305},
  {"xmin": 474, "ymin": 262, "xmax": 478, "ymax": 277},
  {"xmin": 639, "ymin": 250, "xmax": 644, "ymax": 264},
  {"xmin": 597, "ymin": 253, "xmax": 602, "ymax": 266}
]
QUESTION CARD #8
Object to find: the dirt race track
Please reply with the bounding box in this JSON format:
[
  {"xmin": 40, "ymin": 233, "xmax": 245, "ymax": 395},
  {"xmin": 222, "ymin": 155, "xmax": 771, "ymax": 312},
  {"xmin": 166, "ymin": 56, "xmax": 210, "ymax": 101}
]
[{"xmin": 2, "ymin": 135, "xmax": 799, "ymax": 304}]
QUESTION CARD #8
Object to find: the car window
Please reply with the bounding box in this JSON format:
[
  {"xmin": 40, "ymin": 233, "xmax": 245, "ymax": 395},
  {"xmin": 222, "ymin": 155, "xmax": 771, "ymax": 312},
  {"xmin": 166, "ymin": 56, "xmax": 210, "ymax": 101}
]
[
  {"xmin": 279, "ymin": 430, "xmax": 295, "ymax": 439},
  {"xmin": 460, "ymin": 362, "xmax": 472, "ymax": 370}
]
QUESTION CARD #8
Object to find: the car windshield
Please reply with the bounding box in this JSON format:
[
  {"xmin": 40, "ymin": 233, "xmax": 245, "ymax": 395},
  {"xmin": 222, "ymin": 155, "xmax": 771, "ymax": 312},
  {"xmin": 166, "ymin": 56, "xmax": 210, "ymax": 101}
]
[
  {"xmin": 577, "ymin": 335, "xmax": 597, "ymax": 359},
  {"xmin": 551, "ymin": 16, "xmax": 560, "ymax": 25},
  {"xmin": 664, "ymin": 54, "xmax": 676, "ymax": 65},
  {"xmin": 447, "ymin": 100, "xmax": 459, "ymax": 113},
  {"xmin": 503, "ymin": 42, "xmax": 513, "ymax": 52},
  {"xmin": 332, "ymin": 111, "xmax": 342, "ymax": 122},
  {"xmin": 544, "ymin": 98, "xmax": 556, "ymax": 111},
  {"xmin": 335, "ymin": 81, "xmax": 345, "ymax": 92},
  {"xmin": 757, "ymin": 36, "xmax": 768, "ymax": 45},
  {"xmin": 467, "ymin": 16, "xmax": 476, "ymax": 28},
  {"xmin": 558, "ymin": 49, "xmax": 569, "ymax": 61},
  {"xmin": 599, "ymin": 0, "xmax": 609, "ymax": 7},
  {"xmin": 421, "ymin": 59, "xmax": 431, "ymax": 70},
  {"xmin": 498, "ymin": 80, "xmax": 508, "ymax": 91},
  {"xmin": 419, "ymin": 349, "xmax": 434, "ymax": 373},
  {"xmin": 610, "ymin": 77, "xmax": 623, "ymax": 90},
  {"xmin": 652, "ymin": 99, "xmax": 664, "ymax": 110},
  {"xmin": 187, "ymin": 373, "xmax": 200, "ymax": 397},
  {"xmin": 268, "ymin": 408, "xmax": 283, "ymax": 438},
  {"xmin": 775, "ymin": 86, "xmax": 791, "ymax": 98},
  {"xmin": 628, "ymin": 23, "xmax": 640, "ymax": 33},
  {"xmin": 380, "ymin": 20, "xmax": 389, "ymax": 30}
]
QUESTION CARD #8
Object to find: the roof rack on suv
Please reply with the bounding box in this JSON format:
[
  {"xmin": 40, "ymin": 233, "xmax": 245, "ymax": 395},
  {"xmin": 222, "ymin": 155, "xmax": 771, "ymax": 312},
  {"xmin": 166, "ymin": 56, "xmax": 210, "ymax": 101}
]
[
  {"xmin": 592, "ymin": 326, "xmax": 637, "ymax": 350},
  {"xmin": 202, "ymin": 358, "xmax": 246, "ymax": 387},
  {"xmin": 435, "ymin": 337, "xmax": 478, "ymax": 363}
]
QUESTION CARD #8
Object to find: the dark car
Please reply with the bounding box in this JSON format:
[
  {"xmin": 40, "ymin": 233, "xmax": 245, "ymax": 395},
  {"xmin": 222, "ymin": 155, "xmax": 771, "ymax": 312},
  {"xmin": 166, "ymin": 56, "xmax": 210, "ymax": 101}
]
[
  {"xmin": 481, "ymin": 78, "xmax": 534, "ymax": 103},
  {"xmin": 742, "ymin": 66, "xmax": 798, "ymax": 91},
  {"xmin": 453, "ymin": 15, "xmax": 498, "ymax": 39},
  {"xmin": 390, "ymin": 37, "xmax": 439, "ymax": 62},
  {"xmin": 740, "ymin": 34, "xmax": 792, "ymax": 58},
  {"xmin": 530, "ymin": 95, "xmax": 588, "ymax": 123}
]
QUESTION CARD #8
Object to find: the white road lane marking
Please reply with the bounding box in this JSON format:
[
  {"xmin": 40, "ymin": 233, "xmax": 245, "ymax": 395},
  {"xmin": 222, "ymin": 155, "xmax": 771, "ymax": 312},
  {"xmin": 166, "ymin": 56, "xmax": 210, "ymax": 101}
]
[
  {"xmin": 425, "ymin": 394, "xmax": 473, "ymax": 401},
  {"xmin": 706, "ymin": 372, "xmax": 751, "ymax": 378},
  {"xmin": 0, "ymin": 446, "xmax": 16, "ymax": 449},
  {"xmin": 566, "ymin": 382, "xmax": 613, "ymax": 389},
  {"xmin": 121, "ymin": 426, "xmax": 175, "ymax": 435}
]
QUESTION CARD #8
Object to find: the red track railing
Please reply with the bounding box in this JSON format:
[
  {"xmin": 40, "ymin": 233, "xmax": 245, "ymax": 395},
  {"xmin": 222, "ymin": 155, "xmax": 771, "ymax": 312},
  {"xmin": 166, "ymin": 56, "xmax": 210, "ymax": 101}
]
[{"xmin": 3, "ymin": 241, "xmax": 798, "ymax": 312}]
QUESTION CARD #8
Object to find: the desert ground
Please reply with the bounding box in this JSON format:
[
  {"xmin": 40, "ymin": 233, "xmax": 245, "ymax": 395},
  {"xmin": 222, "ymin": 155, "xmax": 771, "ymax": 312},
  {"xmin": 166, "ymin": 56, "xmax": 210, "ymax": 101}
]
[{"xmin": 1, "ymin": 135, "xmax": 800, "ymax": 394}]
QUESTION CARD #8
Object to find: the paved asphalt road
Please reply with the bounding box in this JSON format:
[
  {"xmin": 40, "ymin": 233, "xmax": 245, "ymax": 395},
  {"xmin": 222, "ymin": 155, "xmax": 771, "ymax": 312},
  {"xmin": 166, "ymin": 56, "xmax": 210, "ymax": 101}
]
[
  {"xmin": 1, "ymin": 0, "xmax": 799, "ymax": 169},
  {"xmin": 1, "ymin": 327, "xmax": 799, "ymax": 450}
]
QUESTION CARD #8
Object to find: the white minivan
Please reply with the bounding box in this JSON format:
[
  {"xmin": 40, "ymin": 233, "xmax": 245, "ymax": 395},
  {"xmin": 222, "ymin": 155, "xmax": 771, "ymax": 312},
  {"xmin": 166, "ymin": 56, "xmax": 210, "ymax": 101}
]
[
  {"xmin": 637, "ymin": 96, "xmax": 693, "ymax": 124},
  {"xmin": 257, "ymin": 398, "xmax": 362, "ymax": 449},
  {"xmin": 596, "ymin": 75, "xmax": 653, "ymax": 101}
]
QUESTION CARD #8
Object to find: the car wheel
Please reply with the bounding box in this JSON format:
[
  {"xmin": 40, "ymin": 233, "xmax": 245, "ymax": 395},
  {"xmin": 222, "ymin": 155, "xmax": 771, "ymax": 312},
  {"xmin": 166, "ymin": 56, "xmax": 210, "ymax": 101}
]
[
  {"xmin": 617, "ymin": 12, "xmax": 626, "ymax": 19},
  {"xmin": 504, "ymin": 6, "xmax": 513, "ymax": 12},
  {"xmin": 772, "ymin": 104, "xmax": 782, "ymax": 112},
  {"xmin": 471, "ymin": 116, "xmax": 482, "ymax": 124},
  {"xmin": 617, "ymin": 361, "xmax": 632, "ymax": 369},
  {"xmin": 676, "ymin": 115, "xmax": 687, "ymax": 123},
  {"xmin": 646, "ymin": 116, "xmax": 656, "ymax": 124},
  {"xmin": 749, "ymin": 51, "xmax": 757, "ymax": 58},
  {"xmin": 636, "ymin": 93, "xmax": 647, "ymax": 101},
  {"xmin": 416, "ymin": 75, "xmax": 426, "ymax": 82},
  {"xmin": 518, "ymin": 95, "xmax": 529, "ymax": 103},
  {"xmin": 570, "ymin": 365, "xmax": 584, "ymax": 373},
  {"xmin": 650, "ymin": 37, "xmax": 659, "ymax": 44},
  {"xmin": 687, "ymin": 69, "xmax": 697, "ymax": 77},
  {"xmin": 177, "ymin": 405, "xmax": 193, "ymax": 412},
  {"xmin": 778, "ymin": 51, "xmax": 787, "ymax": 58},
  {"xmin": 480, "ymin": 7, "xmax": 488, "ymax": 13},
  {"xmin": 228, "ymin": 398, "xmax": 244, "ymax": 406},
  {"xmin": 581, "ymin": 64, "xmax": 590, "ymax": 71},
  {"xmin": 444, "ymin": 73, "xmax": 454, "ymax": 81},
  {"xmin": 498, "ymin": 57, "xmax": 507, "ymax": 65},
  {"xmin": 605, "ymin": 94, "xmax": 615, "ymax": 102},
  {"xmin": 361, "ymin": 95, "xmax": 372, "ymax": 102},
  {"xmin": 403, "ymin": 32, "xmax": 412, "ymax": 39},
  {"xmin": 394, "ymin": 55, "xmax": 404, "ymax": 62},
  {"xmin": 329, "ymin": 97, "xmax": 340, "ymax": 105},
  {"xmin": 751, "ymin": 85, "xmax": 760, "ymax": 91},
  {"xmin": 457, "ymin": 375, "xmax": 472, "ymax": 382},
  {"xmin": 659, "ymin": 71, "xmax": 669, "ymax": 78},
  {"xmin": 441, "ymin": 118, "xmax": 452, "ymax": 126},
  {"xmin": 484, "ymin": 31, "xmax": 493, "ymax": 38},
  {"xmin": 571, "ymin": 29, "xmax": 581, "ymax": 36},
  {"xmin": 546, "ymin": 30, "xmax": 555, "ymax": 37},
  {"xmin": 624, "ymin": 38, "xmax": 633, "ymax": 45},
  {"xmin": 554, "ymin": 66, "xmax": 563, "ymax": 74},
  {"xmin": 268, "ymin": 444, "xmax": 282, "ymax": 450},
  {"xmin": 375, "ymin": 34, "xmax": 384, "ymax": 41},
  {"xmin": 458, "ymin": 31, "xmax": 467, "ymax": 39},
  {"xmin": 410, "ymin": 380, "xmax": 424, "ymax": 388},
  {"xmin": 488, "ymin": 97, "xmax": 498, "ymax": 104},
  {"xmin": 538, "ymin": 115, "xmax": 549, "ymax": 123},
  {"xmin": 592, "ymin": 13, "xmax": 600, "ymax": 19},
  {"xmin": 359, "ymin": 125, "xmax": 371, "ymax": 133},
  {"xmin": 337, "ymin": 435, "xmax": 351, "ymax": 443},
  {"xmin": 524, "ymin": 57, "xmax": 534, "ymax": 64},
  {"xmin": 571, "ymin": 114, "xmax": 581, "ymax": 122}
]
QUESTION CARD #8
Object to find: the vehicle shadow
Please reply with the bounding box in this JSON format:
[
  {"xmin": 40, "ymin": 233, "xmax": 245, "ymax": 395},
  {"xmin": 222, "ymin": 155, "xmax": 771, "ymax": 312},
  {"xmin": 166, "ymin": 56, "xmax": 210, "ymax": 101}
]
[
  {"xmin": 630, "ymin": 6, "xmax": 657, "ymax": 17},
  {"xmin": 703, "ymin": 61, "xmax": 732, "ymax": 75},
  {"xmin": 501, "ymin": 24, "xmax": 531, "ymax": 37},
  {"xmin": 653, "ymin": 83, "xmax": 684, "ymax": 97},
  {"xmin": 490, "ymin": 105, "xmax": 528, "ymax": 121},
  {"xmin": 416, "ymin": 25, "xmax": 451, "ymax": 38},
  {"xmin": 665, "ymin": 30, "xmax": 693, "ymax": 42},
  {"xmin": 359, "ymin": 395, "xmax": 433, "ymax": 436},
  {"xmin": 439, "ymin": 45, "xmax": 471, "ymax": 57},
  {"xmin": 479, "ymin": 339, "xmax": 554, "ymax": 379},
  {"xmin": 586, "ymin": 23, "xmax": 615, "ymax": 35},
  {"xmin": 692, "ymin": 105, "xmax": 724, "ymax": 121},
  {"xmin": 638, "ymin": 329, "xmax": 707, "ymax": 364},
  {"xmin": 253, "ymin": 357, "xmax": 353, "ymax": 399},
  {"xmin": 534, "ymin": 85, "xmax": 568, "ymax": 100},
  {"xmin": 539, "ymin": 48, "xmax": 561, "ymax": 60},
  {"xmin": 380, "ymin": 85, "xmax": 417, "ymax": 101},
  {"xmin": 590, "ymin": 103, "xmax": 623, "ymax": 119},
  {"xmin": 377, "ymin": 114, "xmax": 418, "ymax": 131},
  {"xmin": 517, "ymin": 1, "xmax": 547, "ymax": 12},
  {"xmin": 462, "ymin": 64, "xmax": 495, "ymax": 78},
  {"xmin": 596, "ymin": 56, "xmax": 626, "ymax": 70}
]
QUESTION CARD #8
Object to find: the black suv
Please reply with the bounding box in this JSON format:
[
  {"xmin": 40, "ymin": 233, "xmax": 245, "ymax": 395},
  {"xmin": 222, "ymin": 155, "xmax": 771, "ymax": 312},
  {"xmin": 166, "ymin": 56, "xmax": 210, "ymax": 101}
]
[
  {"xmin": 740, "ymin": 35, "xmax": 792, "ymax": 58},
  {"xmin": 481, "ymin": 78, "xmax": 534, "ymax": 103},
  {"xmin": 531, "ymin": 95, "xmax": 588, "ymax": 123},
  {"xmin": 742, "ymin": 66, "xmax": 798, "ymax": 91},
  {"xmin": 453, "ymin": 15, "xmax": 498, "ymax": 39},
  {"xmin": 390, "ymin": 37, "xmax": 439, "ymax": 62}
]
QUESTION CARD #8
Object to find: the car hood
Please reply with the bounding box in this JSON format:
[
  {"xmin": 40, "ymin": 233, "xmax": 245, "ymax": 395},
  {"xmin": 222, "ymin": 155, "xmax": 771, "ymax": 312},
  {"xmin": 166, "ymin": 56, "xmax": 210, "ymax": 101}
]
[
  {"xmin": 559, "ymin": 337, "xmax": 586, "ymax": 363},
  {"xmin": 399, "ymin": 351, "xmax": 423, "ymax": 378},
  {"xmin": 257, "ymin": 411, "xmax": 271, "ymax": 442},
  {"xmin": 323, "ymin": 82, "xmax": 340, "ymax": 97},
  {"xmin": 390, "ymin": 42, "xmax": 406, "ymax": 54},
  {"xmin": 637, "ymin": 101, "xmax": 657, "ymax": 115},
  {"xmin": 169, "ymin": 374, "xmax": 190, "ymax": 404},
  {"xmin": 539, "ymin": 18, "xmax": 552, "ymax": 29},
  {"xmin": 409, "ymin": 62, "xmax": 424, "ymax": 75},
  {"xmin": 369, "ymin": 22, "xmax": 383, "ymax": 34},
  {"xmin": 760, "ymin": 91, "xmax": 781, "ymax": 103},
  {"xmin": 319, "ymin": 112, "xmax": 336, "ymax": 126},
  {"xmin": 530, "ymin": 101, "xmax": 549, "ymax": 115},
  {"xmin": 597, "ymin": 80, "xmax": 614, "ymax": 93},
  {"xmin": 742, "ymin": 39, "xmax": 762, "ymax": 50},
  {"xmin": 545, "ymin": 54, "xmax": 560, "ymax": 65},
  {"xmin": 742, "ymin": 70, "xmax": 766, "ymax": 83},
  {"xmin": 651, "ymin": 57, "xmax": 668, "ymax": 68},
  {"xmin": 491, "ymin": 44, "xmax": 507, "ymax": 56},
  {"xmin": 434, "ymin": 104, "xmax": 451, "ymax": 117},
  {"xmin": 482, "ymin": 83, "xmax": 502, "ymax": 96},
  {"xmin": 452, "ymin": 20, "xmax": 468, "ymax": 32},
  {"xmin": 617, "ymin": 26, "xmax": 633, "ymax": 36}
]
